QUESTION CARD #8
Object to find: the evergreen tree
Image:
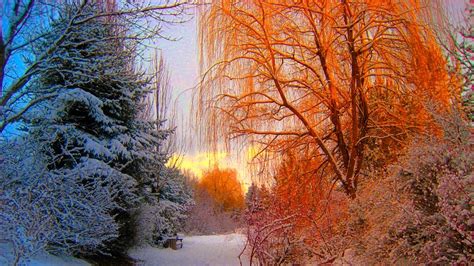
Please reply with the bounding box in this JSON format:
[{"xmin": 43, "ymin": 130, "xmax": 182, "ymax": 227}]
[{"xmin": 25, "ymin": 2, "xmax": 169, "ymax": 254}]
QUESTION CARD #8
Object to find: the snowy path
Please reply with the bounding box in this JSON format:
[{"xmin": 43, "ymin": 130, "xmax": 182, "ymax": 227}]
[{"xmin": 129, "ymin": 233, "xmax": 250, "ymax": 266}]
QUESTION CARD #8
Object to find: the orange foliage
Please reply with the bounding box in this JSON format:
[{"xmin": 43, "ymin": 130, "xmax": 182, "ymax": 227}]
[
  {"xmin": 274, "ymin": 151, "xmax": 347, "ymax": 225},
  {"xmin": 198, "ymin": 167, "xmax": 245, "ymax": 212},
  {"xmin": 244, "ymin": 150, "xmax": 348, "ymax": 263},
  {"xmin": 273, "ymin": 150, "xmax": 348, "ymax": 245},
  {"xmin": 198, "ymin": 0, "xmax": 458, "ymax": 198}
]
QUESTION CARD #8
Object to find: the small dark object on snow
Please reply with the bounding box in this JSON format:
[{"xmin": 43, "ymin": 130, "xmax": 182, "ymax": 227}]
[{"xmin": 164, "ymin": 236, "xmax": 183, "ymax": 250}]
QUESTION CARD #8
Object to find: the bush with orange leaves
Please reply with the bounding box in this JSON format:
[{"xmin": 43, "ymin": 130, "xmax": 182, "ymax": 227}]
[
  {"xmin": 242, "ymin": 151, "xmax": 348, "ymax": 264},
  {"xmin": 198, "ymin": 167, "xmax": 245, "ymax": 212}
]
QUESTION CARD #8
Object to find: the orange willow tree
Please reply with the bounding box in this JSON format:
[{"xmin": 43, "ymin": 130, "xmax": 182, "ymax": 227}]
[{"xmin": 197, "ymin": 0, "xmax": 456, "ymax": 198}]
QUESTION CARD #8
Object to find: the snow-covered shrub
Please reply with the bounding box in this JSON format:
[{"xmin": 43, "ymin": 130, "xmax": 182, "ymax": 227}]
[
  {"xmin": 0, "ymin": 137, "xmax": 121, "ymax": 265},
  {"xmin": 156, "ymin": 167, "xmax": 194, "ymax": 240},
  {"xmin": 387, "ymin": 110, "xmax": 473, "ymax": 264},
  {"xmin": 244, "ymin": 188, "xmax": 304, "ymax": 265},
  {"xmin": 133, "ymin": 168, "xmax": 193, "ymax": 246},
  {"xmin": 133, "ymin": 200, "xmax": 188, "ymax": 247},
  {"xmin": 392, "ymin": 147, "xmax": 473, "ymax": 263},
  {"xmin": 184, "ymin": 184, "xmax": 241, "ymax": 235},
  {"xmin": 437, "ymin": 172, "xmax": 473, "ymax": 254},
  {"xmin": 0, "ymin": 139, "xmax": 52, "ymax": 265},
  {"xmin": 317, "ymin": 109, "xmax": 473, "ymax": 265},
  {"xmin": 326, "ymin": 168, "xmax": 411, "ymax": 265}
]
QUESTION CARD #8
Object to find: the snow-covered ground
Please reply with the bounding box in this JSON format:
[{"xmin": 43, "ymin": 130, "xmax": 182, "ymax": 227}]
[
  {"xmin": 1, "ymin": 234, "xmax": 249, "ymax": 266},
  {"xmin": 129, "ymin": 233, "xmax": 250, "ymax": 266},
  {"xmin": 25, "ymin": 252, "xmax": 90, "ymax": 266},
  {"xmin": 0, "ymin": 242, "xmax": 90, "ymax": 266}
]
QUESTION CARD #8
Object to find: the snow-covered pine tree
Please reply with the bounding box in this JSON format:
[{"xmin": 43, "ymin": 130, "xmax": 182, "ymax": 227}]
[{"xmin": 23, "ymin": 2, "xmax": 169, "ymax": 254}]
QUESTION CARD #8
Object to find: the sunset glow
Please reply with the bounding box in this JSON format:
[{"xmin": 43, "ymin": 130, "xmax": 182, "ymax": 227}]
[{"xmin": 167, "ymin": 149, "xmax": 254, "ymax": 190}]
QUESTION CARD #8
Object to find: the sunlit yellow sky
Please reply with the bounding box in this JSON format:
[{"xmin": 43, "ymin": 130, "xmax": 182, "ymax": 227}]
[{"xmin": 166, "ymin": 146, "xmax": 260, "ymax": 191}]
